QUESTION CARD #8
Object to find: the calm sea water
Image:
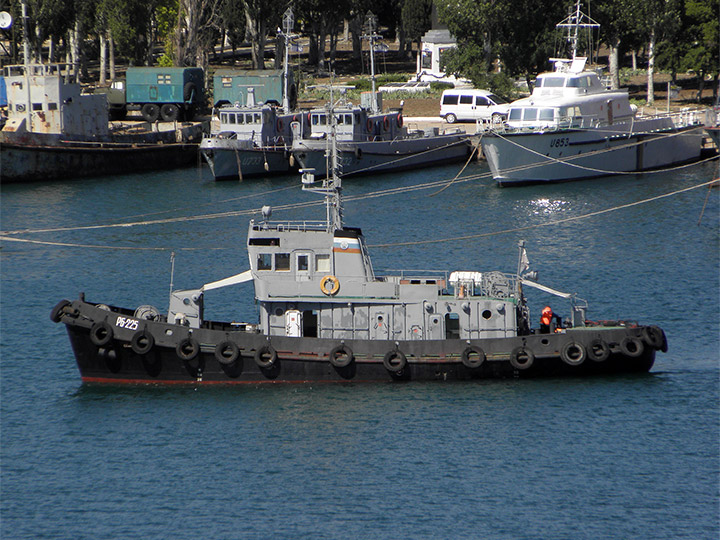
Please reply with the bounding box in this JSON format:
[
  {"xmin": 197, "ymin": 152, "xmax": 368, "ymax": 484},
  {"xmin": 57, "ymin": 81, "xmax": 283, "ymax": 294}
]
[{"xmin": 1, "ymin": 157, "xmax": 718, "ymax": 539}]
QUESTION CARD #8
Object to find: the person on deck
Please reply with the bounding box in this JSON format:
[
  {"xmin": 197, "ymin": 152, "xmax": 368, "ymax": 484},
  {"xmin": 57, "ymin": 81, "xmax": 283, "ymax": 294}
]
[{"xmin": 540, "ymin": 305, "xmax": 561, "ymax": 334}]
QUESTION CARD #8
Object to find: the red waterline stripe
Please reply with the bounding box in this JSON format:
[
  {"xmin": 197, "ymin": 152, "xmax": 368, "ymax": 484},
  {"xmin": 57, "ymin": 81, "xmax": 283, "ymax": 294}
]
[{"xmin": 81, "ymin": 376, "xmax": 380, "ymax": 385}]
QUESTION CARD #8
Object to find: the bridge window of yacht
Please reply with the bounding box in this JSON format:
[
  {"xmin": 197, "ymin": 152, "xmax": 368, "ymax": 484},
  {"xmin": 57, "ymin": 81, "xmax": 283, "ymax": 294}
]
[
  {"xmin": 541, "ymin": 77, "xmax": 565, "ymax": 88},
  {"xmin": 538, "ymin": 108, "xmax": 555, "ymax": 121},
  {"xmin": 522, "ymin": 108, "xmax": 538, "ymax": 121},
  {"xmin": 508, "ymin": 108, "xmax": 522, "ymax": 121},
  {"xmin": 276, "ymin": 253, "xmax": 291, "ymax": 271},
  {"xmin": 257, "ymin": 253, "xmax": 272, "ymax": 270}
]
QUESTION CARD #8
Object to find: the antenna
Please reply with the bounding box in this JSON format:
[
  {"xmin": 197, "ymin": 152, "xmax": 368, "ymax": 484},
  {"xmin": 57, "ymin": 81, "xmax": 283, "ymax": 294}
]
[
  {"xmin": 555, "ymin": 0, "xmax": 599, "ymax": 60},
  {"xmin": 362, "ymin": 11, "xmax": 380, "ymax": 114},
  {"xmin": 280, "ymin": 7, "xmax": 294, "ymax": 114}
]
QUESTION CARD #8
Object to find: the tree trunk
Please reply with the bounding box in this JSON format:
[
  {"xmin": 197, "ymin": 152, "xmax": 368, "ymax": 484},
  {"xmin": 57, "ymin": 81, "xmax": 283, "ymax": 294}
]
[
  {"xmin": 48, "ymin": 35, "xmax": 54, "ymax": 62},
  {"xmin": 695, "ymin": 71, "xmax": 705, "ymax": 102},
  {"xmin": 109, "ymin": 30, "xmax": 116, "ymax": 80},
  {"xmin": 609, "ymin": 39, "xmax": 620, "ymax": 90},
  {"xmin": 349, "ymin": 16, "xmax": 362, "ymax": 60},
  {"xmin": 646, "ymin": 28, "xmax": 656, "ymax": 105},
  {"xmin": 632, "ymin": 50, "xmax": 637, "ymax": 71},
  {"xmin": 99, "ymin": 33, "xmax": 107, "ymax": 85}
]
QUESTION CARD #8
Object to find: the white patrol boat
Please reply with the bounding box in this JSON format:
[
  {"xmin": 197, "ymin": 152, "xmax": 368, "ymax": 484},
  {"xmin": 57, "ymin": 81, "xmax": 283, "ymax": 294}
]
[
  {"xmin": 481, "ymin": 0, "xmax": 707, "ymax": 186},
  {"xmin": 52, "ymin": 127, "xmax": 667, "ymax": 384}
]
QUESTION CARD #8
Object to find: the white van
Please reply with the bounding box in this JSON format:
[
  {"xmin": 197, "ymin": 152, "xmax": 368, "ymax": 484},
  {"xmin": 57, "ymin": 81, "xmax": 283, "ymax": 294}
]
[{"xmin": 440, "ymin": 89, "xmax": 510, "ymax": 123}]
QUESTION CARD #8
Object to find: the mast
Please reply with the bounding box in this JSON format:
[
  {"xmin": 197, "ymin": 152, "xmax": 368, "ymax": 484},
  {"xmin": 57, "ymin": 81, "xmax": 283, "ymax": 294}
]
[
  {"xmin": 281, "ymin": 8, "xmax": 294, "ymax": 114},
  {"xmin": 362, "ymin": 11, "xmax": 380, "ymax": 114},
  {"xmin": 20, "ymin": 0, "xmax": 31, "ymax": 130},
  {"xmin": 555, "ymin": 0, "xmax": 599, "ymax": 61}
]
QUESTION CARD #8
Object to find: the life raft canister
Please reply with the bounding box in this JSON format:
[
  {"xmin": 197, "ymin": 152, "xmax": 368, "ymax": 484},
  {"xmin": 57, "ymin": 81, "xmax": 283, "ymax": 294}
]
[{"xmin": 540, "ymin": 306, "xmax": 553, "ymax": 326}]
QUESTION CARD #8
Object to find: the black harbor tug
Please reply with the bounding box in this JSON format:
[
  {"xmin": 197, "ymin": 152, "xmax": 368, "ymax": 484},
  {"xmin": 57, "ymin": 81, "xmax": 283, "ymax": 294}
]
[{"xmin": 52, "ymin": 123, "xmax": 667, "ymax": 383}]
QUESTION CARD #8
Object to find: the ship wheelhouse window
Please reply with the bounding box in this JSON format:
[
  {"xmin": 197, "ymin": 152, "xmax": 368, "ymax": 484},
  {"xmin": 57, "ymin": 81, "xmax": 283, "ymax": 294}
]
[
  {"xmin": 522, "ymin": 108, "xmax": 538, "ymax": 121},
  {"xmin": 276, "ymin": 253, "xmax": 291, "ymax": 271},
  {"xmin": 48, "ymin": 103, "xmax": 57, "ymax": 111},
  {"xmin": 257, "ymin": 253, "xmax": 272, "ymax": 270},
  {"xmin": 32, "ymin": 103, "xmax": 42, "ymax": 111},
  {"xmin": 543, "ymin": 77, "xmax": 566, "ymax": 87},
  {"xmin": 508, "ymin": 108, "xmax": 522, "ymax": 121},
  {"xmin": 538, "ymin": 108, "xmax": 555, "ymax": 121},
  {"xmin": 316, "ymin": 254, "xmax": 330, "ymax": 272}
]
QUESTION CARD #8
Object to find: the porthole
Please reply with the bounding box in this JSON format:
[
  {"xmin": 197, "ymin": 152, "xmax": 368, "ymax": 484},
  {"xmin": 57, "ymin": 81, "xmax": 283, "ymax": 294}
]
[
  {"xmin": 482, "ymin": 310, "xmax": 492, "ymax": 320},
  {"xmin": 275, "ymin": 308, "xmax": 284, "ymax": 316}
]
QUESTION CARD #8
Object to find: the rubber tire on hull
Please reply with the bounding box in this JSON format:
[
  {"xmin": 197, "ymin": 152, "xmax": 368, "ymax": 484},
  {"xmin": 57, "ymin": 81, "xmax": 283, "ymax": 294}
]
[
  {"xmin": 131, "ymin": 328, "xmax": 155, "ymax": 355},
  {"xmin": 329, "ymin": 344, "xmax": 354, "ymax": 368},
  {"xmin": 642, "ymin": 326, "xmax": 664, "ymax": 349},
  {"xmin": 587, "ymin": 339, "xmax": 610, "ymax": 362},
  {"xmin": 620, "ymin": 336, "xmax": 644, "ymax": 358},
  {"xmin": 50, "ymin": 299, "xmax": 71, "ymax": 323},
  {"xmin": 560, "ymin": 342, "xmax": 586, "ymax": 366},
  {"xmin": 510, "ymin": 346, "xmax": 534, "ymax": 370},
  {"xmin": 254, "ymin": 345, "xmax": 277, "ymax": 369},
  {"xmin": 90, "ymin": 321, "xmax": 113, "ymax": 347},
  {"xmin": 383, "ymin": 350, "xmax": 407, "ymax": 373},
  {"xmin": 215, "ymin": 341, "xmax": 240, "ymax": 366},
  {"xmin": 461, "ymin": 346, "xmax": 486, "ymax": 369},
  {"xmin": 176, "ymin": 337, "xmax": 200, "ymax": 361}
]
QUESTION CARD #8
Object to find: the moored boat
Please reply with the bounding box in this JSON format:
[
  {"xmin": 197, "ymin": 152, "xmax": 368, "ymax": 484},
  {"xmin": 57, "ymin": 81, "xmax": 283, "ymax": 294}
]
[
  {"xmin": 0, "ymin": 63, "xmax": 204, "ymax": 183},
  {"xmin": 52, "ymin": 155, "xmax": 667, "ymax": 384},
  {"xmin": 481, "ymin": 1, "xmax": 707, "ymax": 186}
]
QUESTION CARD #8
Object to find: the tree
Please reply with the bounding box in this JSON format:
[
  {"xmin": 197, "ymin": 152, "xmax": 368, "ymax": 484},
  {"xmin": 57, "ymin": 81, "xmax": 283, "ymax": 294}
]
[
  {"xmin": 173, "ymin": 0, "xmax": 223, "ymax": 71},
  {"xmin": 241, "ymin": 0, "xmax": 286, "ymax": 70},
  {"xmin": 675, "ymin": 0, "xmax": 719, "ymax": 101},
  {"xmin": 401, "ymin": 0, "xmax": 431, "ymax": 60}
]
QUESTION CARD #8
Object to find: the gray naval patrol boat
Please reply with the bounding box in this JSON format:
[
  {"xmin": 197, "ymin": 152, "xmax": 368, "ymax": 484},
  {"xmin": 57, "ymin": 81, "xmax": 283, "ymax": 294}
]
[{"xmin": 51, "ymin": 131, "xmax": 667, "ymax": 384}]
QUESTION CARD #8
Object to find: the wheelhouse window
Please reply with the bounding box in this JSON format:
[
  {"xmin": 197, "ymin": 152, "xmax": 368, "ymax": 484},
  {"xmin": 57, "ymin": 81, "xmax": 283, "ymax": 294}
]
[
  {"xmin": 257, "ymin": 253, "xmax": 272, "ymax": 270},
  {"xmin": 538, "ymin": 108, "xmax": 555, "ymax": 121},
  {"xmin": 522, "ymin": 108, "xmax": 538, "ymax": 121},
  {"xmin": 508, "ymin": 108, "xmax": 522, "ymax": 121},
  {"xmin": 316, "ymin": 254, "xmax": 330, "ymax": 273},
  {"xmin": 275, "ymin": 253, "xmax": 290, "ymax": 271},
  {"xmin": 541, "ymin": 77, "xmax": 565, "ymax": 88}
]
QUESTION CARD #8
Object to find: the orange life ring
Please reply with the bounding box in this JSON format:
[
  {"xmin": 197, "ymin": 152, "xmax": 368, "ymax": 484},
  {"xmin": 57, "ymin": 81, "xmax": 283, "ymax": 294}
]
[
  {"xmin": 307, "ymin": 112, "xmax": 312, "ymax": 125},
  {"xmin": 383, "ymin": 116, "xmax": 390, "ymax": 131},
  {"xmin": 320, "ymin": 275, "xmax": 340, "ymax": 296},
  {"xmin": 366, "ymin": 118, "xmax": 373, "ymax": 132},
  {"xmin": 396, "ymin": 113, "xmax": 403, "ymax": 127}
]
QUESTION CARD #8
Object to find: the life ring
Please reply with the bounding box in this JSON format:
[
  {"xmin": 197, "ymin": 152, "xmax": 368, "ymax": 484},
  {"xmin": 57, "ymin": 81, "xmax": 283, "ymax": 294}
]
[
  {"xmin": 620, "ymin": 336, "xmax": 644, "ymax": 358},
  {"xmin": 215, "ymin": 340, "xmax": 240, "ymax": 365},
  {"xmin": 90, "ymin": 321, "xmax": 113, "ymax": 347},
  {"xmin": 329, "ymin": 344, "xmax": 354, "ymax": 368},
  {"xmin": 396, "ymin": 113, "xmax": 403, "ymax": 128},
  {"xmin": 276, "ymin": 118, "xmax": 284, "ymax": 131},
  {"xmin": 131, "ymin": 328, "xmax": 155, "ymax": 355},
  {"xmin": 50, "ymin": 299, "xmax": 71, "ymax": 323},
  {"xmin": 560, "ymin": 341, "xmax": 586, "ymax": 366},
  {"xmin": 366, "ymin": 118, "xmax": 373, "ymax": 132},
  {"xmin": 641, "ymin": 326, "xmax": 663, "ymax": 349},
  {"xmin": 293, "ymin": 114, "xmax": 299, "ymax": 123},
  {"xmin": 383, "ymin": 116, "xmax": 390, "ymax": 131},
  {"xmin": 587, "ymin": 338, "xmax": 610, "ymax": 362},
  {"xmin": 383, "ymin": 349, "xmax": 407, "ymax": 372},
  {"xmin": 176, "ymin": 337, "xmax": 200, "ymax": 361},
  {"xmin": 254, "ymin": 345, "xmax": 277, "ymax": 368},
  {"xmin": 320, "ymin": 275, "xmax": 340, "ymax": 296},
  {"xmin": 355, "ymin": 147, "xmax": 363, "ymax": 159},
  {"xmin": 307, "ymin": 112, "xmax": 312, "ymax": 125},
  {"xmin": 461, "ymin": 346, "xmax": 485, "ymax": 369},
  {"xmin": 509, "ymin": 346, "xmax": 534, "ymax": 370}
]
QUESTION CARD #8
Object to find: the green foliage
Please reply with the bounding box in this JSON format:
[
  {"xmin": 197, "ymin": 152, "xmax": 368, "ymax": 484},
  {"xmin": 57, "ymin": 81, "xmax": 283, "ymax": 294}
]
[
  {"xmin": 429, "ymin": 81, "xmax": 453, "ymax": 92},
  {"xmin": 401, "ymin": 0, "xmax": 432, "ymax": 42}
]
